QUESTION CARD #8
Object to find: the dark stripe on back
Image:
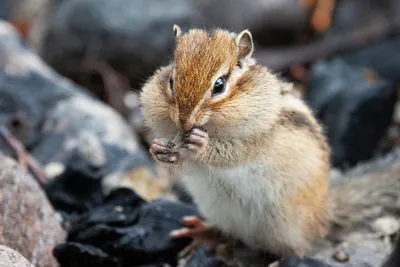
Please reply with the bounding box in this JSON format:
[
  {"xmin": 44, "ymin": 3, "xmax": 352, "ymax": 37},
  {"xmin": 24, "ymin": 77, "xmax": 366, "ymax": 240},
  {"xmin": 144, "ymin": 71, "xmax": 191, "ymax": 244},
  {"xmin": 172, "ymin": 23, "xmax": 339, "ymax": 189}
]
[{"xmin": 279, "ymin": 109, "xmax": 329, "ymax": 152}]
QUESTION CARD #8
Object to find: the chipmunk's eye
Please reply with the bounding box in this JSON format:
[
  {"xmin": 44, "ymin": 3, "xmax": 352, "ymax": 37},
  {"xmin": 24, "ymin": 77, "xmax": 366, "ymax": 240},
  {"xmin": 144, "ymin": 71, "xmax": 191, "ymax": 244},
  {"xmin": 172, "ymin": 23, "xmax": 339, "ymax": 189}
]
[
  {"xmin": 169, "ymin": 76, "xmax": 174, "ymax": 96},
  {"xmin": 212, "ymin": 77, "xmax": 226, "ymax": 96}
]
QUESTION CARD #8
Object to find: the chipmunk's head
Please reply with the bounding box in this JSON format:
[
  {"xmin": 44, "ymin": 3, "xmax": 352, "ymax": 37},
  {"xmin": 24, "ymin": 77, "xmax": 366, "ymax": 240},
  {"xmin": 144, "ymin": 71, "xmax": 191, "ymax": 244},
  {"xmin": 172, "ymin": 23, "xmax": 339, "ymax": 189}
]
[
  {"xmin": 166, "ymin": 25, "xmax": 260, "ymax": 133},
  {"xmin": 140, "ymin": 26, "xmax": 282, "ymax": 139}
]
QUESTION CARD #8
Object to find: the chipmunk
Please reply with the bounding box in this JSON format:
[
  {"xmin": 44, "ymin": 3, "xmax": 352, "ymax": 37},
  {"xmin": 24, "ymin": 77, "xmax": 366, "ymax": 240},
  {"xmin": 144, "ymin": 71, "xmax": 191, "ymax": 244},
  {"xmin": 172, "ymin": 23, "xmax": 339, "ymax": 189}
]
[{"xmin": 139, "ymin": 25, "xmax": 400, "ymax": 261}]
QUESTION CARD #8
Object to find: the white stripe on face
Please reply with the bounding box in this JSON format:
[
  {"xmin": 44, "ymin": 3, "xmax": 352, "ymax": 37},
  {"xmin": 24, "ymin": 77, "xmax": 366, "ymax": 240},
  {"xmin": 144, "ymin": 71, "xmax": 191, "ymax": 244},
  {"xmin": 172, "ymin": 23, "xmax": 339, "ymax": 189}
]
[{"xmin": 186, "ymin": 63, "xmax": 250, "ymax": 126}]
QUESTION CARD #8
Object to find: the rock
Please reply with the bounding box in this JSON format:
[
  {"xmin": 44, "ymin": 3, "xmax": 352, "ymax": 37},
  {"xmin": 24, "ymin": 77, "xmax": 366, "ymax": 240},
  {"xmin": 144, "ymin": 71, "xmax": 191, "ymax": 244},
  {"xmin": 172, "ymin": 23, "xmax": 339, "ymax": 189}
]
[
  {"xmin": 0, "ymin": 153, "xmax": 65, "ymax": 267},
  {"xmin": 314, "ymin": 145, "xmax": 400, "ymax": 267},
  {"xmin": 0, "ymin": 246, "xmax": 35, "ymax": 267},
  {"xmin": 336, "ymin": 38, "xmax": 400, "ymax": 84},
  {"xmin": 114, "ymin": 167, "xmax": 170, "ymax": 201},
  {"xmin": 312, "ymin": 245, "xmax": 385, "ymax": 267},
  {"xmin": 382, "ymin": 236, "xmax": 400, "ymax": 267},
  {"xmin": 53, "ymin": 188, "xmax": 199, "ymax": 267},
  {"xmin": 41, "ymin": 0, "xmax": 205, "ymax": 88},
  {"xmin": 320, "ymin": 0, "xmax": 400, "ymax": 83},
  {"xmin": 182, "ymin": 247, "xmax": 223, "ymax": 267},
  {"xmin": 0, "ymin": 1, "xmax": 11, "ymax": 20},
  {"xmin": 371, "ymin": 216, "xmax": 400, "ymax": 236},
  {"xmin": 278, "ymin": 255, "xmax": 331, "ymax": 267},
  {"xmin": 304, "ymin": 59, "xmax": 397, "ymax": 169},
  {"xmin": 343, "ymin": 146, "xmax": 400, "ymax": 179},
  {"xmin": 327, "ymin": 0, "xmax": 400, "ymax": 35},
  {"xmin": 53, "ymin": 242, "xmax": 119, "ymax": 267},
  {"xmin": 195, "ymin": 0, "xmax": 312, "ymax": 45},
  {"xmin": 0, "ymin": 20, "xmax": 169, "ymax": 209}
]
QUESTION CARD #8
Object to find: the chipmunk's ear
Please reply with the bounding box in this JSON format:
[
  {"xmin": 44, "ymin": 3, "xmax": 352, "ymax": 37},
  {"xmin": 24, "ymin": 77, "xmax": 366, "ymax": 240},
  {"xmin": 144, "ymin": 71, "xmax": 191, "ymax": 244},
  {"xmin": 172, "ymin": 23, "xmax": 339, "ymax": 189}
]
[
  {"xmin": 236, "ymin": 29, "xmax": 254, "ymax": 60},
  {"xmin": 173, "ymin": 24, "xmax": 182, "ymax": 39}
]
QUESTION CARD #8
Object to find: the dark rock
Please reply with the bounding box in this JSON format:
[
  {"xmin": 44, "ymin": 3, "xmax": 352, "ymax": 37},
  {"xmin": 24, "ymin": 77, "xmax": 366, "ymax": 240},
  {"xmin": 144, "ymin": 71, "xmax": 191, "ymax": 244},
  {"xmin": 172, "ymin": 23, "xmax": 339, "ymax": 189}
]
[
  {"xmin": 279, "ymin": 255, "xmax": 331, "ymax": 267},
  {"xmin": 54, "ymin": 188, "xmax": 199, "ymax": 267},
  {"xmin": 337, "ymin": 38, "xmax": 400, "ymax": 83},
  {"xmin": 313, "ymin": 245, "xmax": 385, "ymax": 267},
  {"xmin": 195, "ymin": 0, "xmax": 312, "ymax": 46},
  {"xmin": 43, "ymin": 147, "xmax": 109, "ymax": 219},
  {"xmin": 0, "ymin": 245, "xmax": 35, "ymax": 267},
  {"xmin": 41, "ymin": 0, "xmax": 205, "ymax": 88},
  {"xmin": 382, "ymin": 236, "xmax": 400, "ymax": 267},
  {"xmin": 183, "ymin": 247, "xmax": 223, "ymax": 267},
  {"xmin": 0, "ymin": 0, "xmax": 11, "ymax": 20},
  {"xmin": 327, "ymin": 0, "xmax": 400, "ymax": 35},
  {"xmin": 305, "ymin": 59, "xmax": 397, "ymax": 169},
  {"xmin": 0, "ymin": 22, "xmax": 72, "ymax": 149},
  {"xmin": 53, "ymin": 242, "xmax": 120, "ymax": 267},
  {"xmin": 322, "ymin": 0, "xmax": 400, "ymax": 83},
  {"xmin": 0, "ymin": 153, "xmax": 65, "ymax": 267}
]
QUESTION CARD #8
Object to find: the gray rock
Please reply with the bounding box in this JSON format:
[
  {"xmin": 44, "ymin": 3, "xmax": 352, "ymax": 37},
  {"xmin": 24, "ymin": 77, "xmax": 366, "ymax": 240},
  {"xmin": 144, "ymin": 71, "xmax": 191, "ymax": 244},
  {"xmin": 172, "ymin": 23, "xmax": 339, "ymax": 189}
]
[
  {"xmin": 0, "ymin": 154, "xmax": 65, "ymax": 267},
  {"xmin": 41, "ymin": 0, "xmax": 205, "ymax": 87},
  {"xmin": 382, "ymin": 237, "xmax": 400, "ymax": 267},
  {"xmin": 313, "ymin": 245, "xmax": 385, "ymax": 267},
  {"xmin": 0, "ymin": 18, "xmax": 151, "ymax": 177},
  {"xmin": 305, "ymin": 59, "xmax": 397, "ymax": 168},
  {"xmin": 0, "ymin": 245, "xmax": 35, "ymax": 267},
  {"xmin": 0, "ymin": 0, "xmax": 11, "ymax": 20}
]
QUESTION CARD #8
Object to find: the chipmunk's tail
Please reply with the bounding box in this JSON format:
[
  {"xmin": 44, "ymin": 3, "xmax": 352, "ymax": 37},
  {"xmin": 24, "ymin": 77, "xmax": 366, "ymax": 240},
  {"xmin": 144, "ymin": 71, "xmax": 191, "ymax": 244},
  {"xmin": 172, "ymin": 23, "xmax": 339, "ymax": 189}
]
[{"xmin": 327, "ymin": 164, "xmax": 400, "ymax": 228}]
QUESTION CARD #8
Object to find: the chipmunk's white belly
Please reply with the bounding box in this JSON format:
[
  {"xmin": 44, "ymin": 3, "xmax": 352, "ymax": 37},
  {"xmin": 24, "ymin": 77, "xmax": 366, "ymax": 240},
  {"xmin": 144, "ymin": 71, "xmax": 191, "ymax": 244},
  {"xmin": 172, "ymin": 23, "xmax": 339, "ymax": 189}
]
[{"xmin": 182, "ymin": 162, "xmax": 290, "ymax": 251}]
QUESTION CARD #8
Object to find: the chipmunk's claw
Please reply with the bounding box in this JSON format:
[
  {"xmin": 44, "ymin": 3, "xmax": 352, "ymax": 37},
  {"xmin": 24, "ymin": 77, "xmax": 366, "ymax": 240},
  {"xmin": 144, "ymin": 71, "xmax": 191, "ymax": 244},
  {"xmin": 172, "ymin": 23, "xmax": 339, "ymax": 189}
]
[
  {"xmin": 183, "ymin": 128, "xmax": 208, "ymax": 153},
  {"xmin": 170, "ymin": 216, "xmax": 223, "ymax": 258},
  {"xmin": 150, "ymin": 138, "xmax": 179, "ymax": 163}
]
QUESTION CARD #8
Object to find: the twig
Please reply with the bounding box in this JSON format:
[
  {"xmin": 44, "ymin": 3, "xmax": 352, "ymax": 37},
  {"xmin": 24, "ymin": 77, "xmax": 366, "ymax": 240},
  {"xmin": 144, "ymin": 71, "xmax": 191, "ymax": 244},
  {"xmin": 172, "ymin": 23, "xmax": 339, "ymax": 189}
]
[
  {"xmin": 255, "ymin": 19, "xmax": 400, "ymax": 72},
  {"xmin": 80, "ymin": 59, "xmax": 131, "ymax": 118},
  {"xmin": 0, "ymin": 127, "xmax": 48, "ymax": 186}
]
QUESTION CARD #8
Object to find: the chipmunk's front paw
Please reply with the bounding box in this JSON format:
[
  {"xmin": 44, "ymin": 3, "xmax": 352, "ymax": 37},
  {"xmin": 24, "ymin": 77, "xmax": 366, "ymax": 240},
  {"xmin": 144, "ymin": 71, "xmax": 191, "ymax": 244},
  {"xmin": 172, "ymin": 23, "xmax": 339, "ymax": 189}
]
[
  {"xmin": 150, "ymin": 138, "xmax": 179, "ymax": 164},
  {"xmin": 183, "ymin": 128, "xmax": 208, "ymax": 155}
]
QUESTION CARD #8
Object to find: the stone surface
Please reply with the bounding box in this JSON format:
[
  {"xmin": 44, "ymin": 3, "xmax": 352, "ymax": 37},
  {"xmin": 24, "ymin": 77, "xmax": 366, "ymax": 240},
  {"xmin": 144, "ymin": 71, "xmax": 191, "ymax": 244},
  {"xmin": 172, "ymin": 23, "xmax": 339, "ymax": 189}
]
[
  {"xmin": 53, "ymin": 188, "xmax": 199, "ymax": 267},
  {"xmin": 382, "ymin": 237, "xmax": 400, "ymax": 267},
  {"xmin": 336, "ymin": 38, "xmax": 400, "ymax": 84},
  {"xmin": 371, "ymin": 216, "xmax": 400, "ymax": 236},
  {"xmin": 313, "ymin": 245, "xmax": 385, "ymax": 267},
  {"xmin": 195, "ymin": 0, "xmax": 312, "ymax": 45},
  {"xmin": 0, "ymin": 1, "xmax": 11, "ymax": 20},
  {"xmin": 327, "ymin": 0, "xmax": 400, "ymax": 35},
  {"xmin": 305, "ymin": 59, "xmax": 397, "ymax": 168},
  {"xmin": 0, "ymin": 245, "xmax": 35, "ymax": 267},
  {"xmin": 0, "ymin": 154, "xmax": 65, "ymax": 267},
  {"xmin": 41, "ymin": 0, "xmax": 205, "ymax": 88}
]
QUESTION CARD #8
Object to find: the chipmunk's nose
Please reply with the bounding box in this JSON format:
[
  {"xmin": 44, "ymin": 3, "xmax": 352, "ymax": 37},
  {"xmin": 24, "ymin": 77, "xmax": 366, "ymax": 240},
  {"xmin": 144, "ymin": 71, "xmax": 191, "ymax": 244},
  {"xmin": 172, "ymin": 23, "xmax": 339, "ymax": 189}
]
[{"xmin": 181, "ymin": 120, "xmax": 194, "ymax": 132}]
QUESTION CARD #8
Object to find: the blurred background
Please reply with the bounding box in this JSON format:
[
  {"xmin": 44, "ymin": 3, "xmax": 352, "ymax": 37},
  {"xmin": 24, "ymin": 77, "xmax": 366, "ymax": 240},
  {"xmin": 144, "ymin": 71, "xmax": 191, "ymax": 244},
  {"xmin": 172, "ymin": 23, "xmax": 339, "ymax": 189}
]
[{"xmin": 1, "ymin": 0, "xmax": 400, "ymax": 267}]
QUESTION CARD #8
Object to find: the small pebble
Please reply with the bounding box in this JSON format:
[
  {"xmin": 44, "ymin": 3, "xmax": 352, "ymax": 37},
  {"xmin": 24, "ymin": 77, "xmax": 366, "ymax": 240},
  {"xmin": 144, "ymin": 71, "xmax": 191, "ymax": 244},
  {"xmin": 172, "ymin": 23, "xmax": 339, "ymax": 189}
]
[
  {"xmin": 44, "ymin": 162, "xmax": 65, "ymax": 178},
  {"xmin": 78, "ymin": 131, "xmax": 107, "ymax": 167},
  {"xmin": 371, "ymin": 216, "xmax": 400, "ymax": 236},
  {"xmin": 114, "ymin": 206, "xmax": 124, "ymax": 213},
  {"xmin": 332, "ymin": 249, "xmax": 350, "ymax": 262},
  {"xmin": 124, "ymin": 91, "xmax": 138, "ymax": 109}
]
